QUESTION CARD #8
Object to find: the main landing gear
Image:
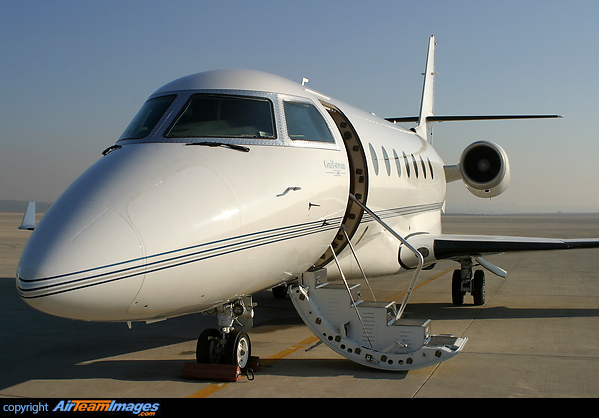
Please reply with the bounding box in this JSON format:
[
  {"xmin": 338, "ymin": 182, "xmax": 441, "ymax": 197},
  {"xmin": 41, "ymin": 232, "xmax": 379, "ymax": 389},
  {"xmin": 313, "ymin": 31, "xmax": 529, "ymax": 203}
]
[
  {"xmin": 196, "ymin": 296, "xmax": 254, "ymax": 369},
  {"xmin": 451, "ymin": 258, "xmax": 486, "ymax": 306}
]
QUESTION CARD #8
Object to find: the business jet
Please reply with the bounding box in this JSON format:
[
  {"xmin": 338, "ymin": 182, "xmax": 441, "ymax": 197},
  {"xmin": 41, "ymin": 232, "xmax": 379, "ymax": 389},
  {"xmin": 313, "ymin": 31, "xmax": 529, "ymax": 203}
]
[{"xmin": 16, "ymin": 36, "xmax": 599, "ymax": 372}]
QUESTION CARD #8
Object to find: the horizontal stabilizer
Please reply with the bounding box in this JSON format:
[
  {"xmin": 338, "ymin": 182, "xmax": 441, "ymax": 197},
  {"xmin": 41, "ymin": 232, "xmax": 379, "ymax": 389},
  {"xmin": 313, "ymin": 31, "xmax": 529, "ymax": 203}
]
[
  {"xmin": 18, "ymin": 201, "xmax": 36, "ymax": 230},
  {"xmin": 386, "ymin": 114, "xmax": 563, "ymax": 124}
]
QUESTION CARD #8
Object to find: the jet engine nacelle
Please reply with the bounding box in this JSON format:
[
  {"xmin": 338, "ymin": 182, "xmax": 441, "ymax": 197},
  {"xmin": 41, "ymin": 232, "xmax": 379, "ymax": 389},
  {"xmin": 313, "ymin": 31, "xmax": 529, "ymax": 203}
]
[{"xmin": 459, "ymin": 140, "xmax": 510, "ymax": 198}]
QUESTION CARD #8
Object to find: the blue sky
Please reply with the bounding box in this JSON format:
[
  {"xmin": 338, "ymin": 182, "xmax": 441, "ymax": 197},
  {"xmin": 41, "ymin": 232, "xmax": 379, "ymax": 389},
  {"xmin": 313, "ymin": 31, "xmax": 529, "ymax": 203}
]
[{"xmin": 1, "ymin": 0, "xmax": 598, "ymax": 212}]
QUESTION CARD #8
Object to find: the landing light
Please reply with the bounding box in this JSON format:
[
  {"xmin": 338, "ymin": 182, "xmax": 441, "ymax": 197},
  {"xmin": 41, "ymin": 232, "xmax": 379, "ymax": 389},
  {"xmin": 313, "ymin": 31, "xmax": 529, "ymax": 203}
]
[{"xmin": 232, "ymin": 303, "xmax": 245, "ymax": 316}]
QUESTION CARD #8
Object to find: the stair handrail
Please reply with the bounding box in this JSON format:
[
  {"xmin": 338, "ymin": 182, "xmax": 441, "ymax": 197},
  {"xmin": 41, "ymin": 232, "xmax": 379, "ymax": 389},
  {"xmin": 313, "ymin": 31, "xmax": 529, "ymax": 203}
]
[
  {"xmin": 328, "ymin": 244, "xmax": 374, "ymax": 348},
  {"xmin": 339, "ymin": 224, "xmax": 376, "ymax": 301},
  {"xmin": 348, "ymin": 194, "xmax": 424, "ymax": 321}
]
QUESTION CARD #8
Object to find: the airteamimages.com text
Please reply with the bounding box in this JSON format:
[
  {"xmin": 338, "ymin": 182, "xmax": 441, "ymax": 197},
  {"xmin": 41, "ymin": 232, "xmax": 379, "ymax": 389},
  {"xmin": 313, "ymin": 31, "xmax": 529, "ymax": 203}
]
[{"xmin": 3, "ymin": 400, "xmax": 162, "ymax": 416}]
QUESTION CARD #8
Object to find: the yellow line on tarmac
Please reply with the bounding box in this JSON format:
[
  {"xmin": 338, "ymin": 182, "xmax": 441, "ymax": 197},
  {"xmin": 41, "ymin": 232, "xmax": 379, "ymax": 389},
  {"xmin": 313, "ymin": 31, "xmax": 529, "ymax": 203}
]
[
  {"xmin": 259, "ymin": 335, "xmax": 320, "ymax": 367},
  {"xmin": 187, "ymin": 269, "xmax": 451, "ymax": 398},
  {"xmin": 187, "ymin": 382, "xmax": 230, "ymax": 398}
]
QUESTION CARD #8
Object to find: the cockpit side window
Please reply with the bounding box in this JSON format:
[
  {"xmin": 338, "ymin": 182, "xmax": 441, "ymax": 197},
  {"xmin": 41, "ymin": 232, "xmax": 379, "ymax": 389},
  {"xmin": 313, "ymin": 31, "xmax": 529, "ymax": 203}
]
[
  {"xmin": 119, "ymin": 95, "xmax": 176, "ymax": 140},
  {"xmin": 164, "ymin": 94, "xmax": 276, "ymax": 139},
  {"xmin": 283, "ymin": 101, "xmax": 335, "ymax": 143}
]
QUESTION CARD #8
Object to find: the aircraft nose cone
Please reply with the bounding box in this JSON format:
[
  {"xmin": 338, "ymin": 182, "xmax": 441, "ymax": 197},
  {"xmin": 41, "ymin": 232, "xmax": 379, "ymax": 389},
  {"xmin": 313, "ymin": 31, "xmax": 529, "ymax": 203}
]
[{"xmin": 16, "ymin": 201, "xmax": 145, "ymax": 321}]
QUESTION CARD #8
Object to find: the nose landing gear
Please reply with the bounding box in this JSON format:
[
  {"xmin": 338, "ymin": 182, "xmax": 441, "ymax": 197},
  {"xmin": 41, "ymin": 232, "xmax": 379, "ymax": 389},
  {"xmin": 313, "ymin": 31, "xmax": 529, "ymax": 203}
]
[
  {"xmin": 196, "ymin": 328, "xmax": 252, "ymax": 369},
  {"xmin": 196, "ymin": 297, "xmax": 254, "ymax": 369}
]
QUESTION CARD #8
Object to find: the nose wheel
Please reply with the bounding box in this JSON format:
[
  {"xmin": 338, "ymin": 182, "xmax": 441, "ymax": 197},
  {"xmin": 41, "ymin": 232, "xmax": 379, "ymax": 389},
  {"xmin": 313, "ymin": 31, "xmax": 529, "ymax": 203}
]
[
  {"xmin": 196, "ymin": 298, "xmax": 254, "ymax": 369},
  {"xmin": 196, "ymin": 328, "xmax": 252, "ymax": 368},
  {"xmin": 224, "ymin": 329, "xmax": 251, "ymax": 368},
  {"xmin": 196, "ymin": 328, "xmax": 222, "ymax": 364}
]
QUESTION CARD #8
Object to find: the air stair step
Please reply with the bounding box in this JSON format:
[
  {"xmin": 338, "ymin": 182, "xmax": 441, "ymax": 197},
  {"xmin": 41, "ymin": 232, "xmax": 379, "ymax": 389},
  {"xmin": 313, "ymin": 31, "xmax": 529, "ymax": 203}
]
[
  {"xmin": 357, "ymin": 301, "xmax": 397, "ymax": 324},
  {"xmin": 289, "ymin": 268, "xmax": 467, "ymax": 371},
  {"xmin": 309, "ymin": 282, "xmax": 362, "ymax": 325}
]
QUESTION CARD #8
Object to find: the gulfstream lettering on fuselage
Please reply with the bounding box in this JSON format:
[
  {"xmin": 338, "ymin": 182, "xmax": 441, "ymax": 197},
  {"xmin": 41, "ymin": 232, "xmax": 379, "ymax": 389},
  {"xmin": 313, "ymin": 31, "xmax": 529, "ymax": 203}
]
[{"xmin": 324, "ymin": 159, "xmax": 346, "ymax": 176}]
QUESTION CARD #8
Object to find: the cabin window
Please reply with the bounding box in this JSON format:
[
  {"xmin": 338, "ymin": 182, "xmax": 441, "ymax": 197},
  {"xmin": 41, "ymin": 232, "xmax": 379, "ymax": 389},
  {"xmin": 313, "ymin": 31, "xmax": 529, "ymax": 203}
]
[
  {"xmin": 283, "ymin": 102, "xmax": 335, "ymax": 143},
  {"xmin": 411, "ymin": 154, "xmax": 419, "ymax": 178},
  {"xmin": 119, "ymin": 95, "xmax": 176, "ymax": 140},
  {"xmin": 427, "ymin": 158, "xmax": 434, "ymax": 179},
  {"xmin": 393, "ymin": 149, "xmax": 402, "ymax": 177},
  {"xmin": 368, "ymin": 143, "xmax": 379, "ymax": 175},
  {"xmin": 165, "ymin": 94, "xmax": 276, "ymax": 139},
  {"xmin": 382, "ymin": 147, "xmax": 391, "ymax": 176}
]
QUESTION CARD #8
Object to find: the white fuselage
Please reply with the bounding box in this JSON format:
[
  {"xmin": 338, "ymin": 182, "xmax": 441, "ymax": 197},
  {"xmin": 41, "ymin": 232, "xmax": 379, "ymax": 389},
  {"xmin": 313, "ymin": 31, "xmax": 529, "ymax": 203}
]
[{"xmin": 16, "ymin": 69, "xmax": 446, "ymax": 322}]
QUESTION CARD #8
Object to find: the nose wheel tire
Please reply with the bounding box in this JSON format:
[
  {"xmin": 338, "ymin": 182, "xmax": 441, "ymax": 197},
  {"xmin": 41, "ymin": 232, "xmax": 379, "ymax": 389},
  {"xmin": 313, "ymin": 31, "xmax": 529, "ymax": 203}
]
[
  {"xmin": 196, "ymin": 328, "xmax": 251, "ymax": 369},
  {"xmin": 224, "ymin": 329, "xmax": 251, "ymax": 369},
  {"xmin": 196, "ymin": 328, "xmax": 222, "ymax": 364}
]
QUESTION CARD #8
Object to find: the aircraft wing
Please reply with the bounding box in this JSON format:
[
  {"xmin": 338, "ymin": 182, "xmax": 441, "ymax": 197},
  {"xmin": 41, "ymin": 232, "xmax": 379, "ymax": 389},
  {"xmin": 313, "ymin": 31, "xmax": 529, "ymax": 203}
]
[
  {"xmin": 401, "ymin": 233, "xmax": 599, "ymax": 278},
  {"xmin": 433, "ymin": 234, "xmax": 599, "ymax": 260}
]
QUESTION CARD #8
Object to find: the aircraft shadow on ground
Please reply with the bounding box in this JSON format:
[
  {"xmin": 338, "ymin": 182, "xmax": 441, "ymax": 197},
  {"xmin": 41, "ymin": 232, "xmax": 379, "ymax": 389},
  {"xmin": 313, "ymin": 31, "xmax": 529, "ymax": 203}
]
[
  {"xmin": 400, "ymin": 302, "xmax": 599, "ymax": 321},
  {"xmin": 1, "ymin": 280, "xmax": 206, "ymax": 391},
  {"xmin": 257, "ymin": 358, "xmax": 409, "ymax": 380},
  {"xmin": 4, "ymin": 286, "xmax": 598, "ymax": 390}
]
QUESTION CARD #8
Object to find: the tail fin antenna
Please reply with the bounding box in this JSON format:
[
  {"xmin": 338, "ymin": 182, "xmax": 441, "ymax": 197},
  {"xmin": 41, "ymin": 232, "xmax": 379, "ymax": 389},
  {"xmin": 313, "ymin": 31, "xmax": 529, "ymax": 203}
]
[{"xmin": 415, "ymin": 35, "xmax": 437, "ymax": 144}]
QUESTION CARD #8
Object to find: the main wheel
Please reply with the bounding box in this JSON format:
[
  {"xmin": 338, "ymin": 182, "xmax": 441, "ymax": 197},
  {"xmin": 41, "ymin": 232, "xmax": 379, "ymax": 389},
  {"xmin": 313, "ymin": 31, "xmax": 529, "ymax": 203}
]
[
  {"xmin": 196, "ymin": 328, "xmax": 222, "ymax": 364},
  {"xmin": 224, "ymin": 329, "xmax": 251, "ymax": 369},
  {"xmin": 472, "ymin": 270, "xmax": 486, "ymax": 306},
  {"xmin": 451, "ymin": 269, "xmax": 465, "ymax": 306}
]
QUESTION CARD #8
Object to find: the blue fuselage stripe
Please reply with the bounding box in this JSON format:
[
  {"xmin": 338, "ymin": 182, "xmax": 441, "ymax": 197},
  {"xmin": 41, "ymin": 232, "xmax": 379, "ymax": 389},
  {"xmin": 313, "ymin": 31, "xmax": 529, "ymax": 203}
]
[{"xmin": 18, "ymin": 202, "xmax": 443, "ymax": 298}]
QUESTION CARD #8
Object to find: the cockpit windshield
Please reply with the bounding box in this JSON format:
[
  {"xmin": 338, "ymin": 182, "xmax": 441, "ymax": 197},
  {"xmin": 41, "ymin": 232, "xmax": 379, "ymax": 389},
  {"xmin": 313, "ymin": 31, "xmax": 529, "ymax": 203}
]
[
  {"xmin": 283, "ymin": 101, "xmax": 335, "ymax": 143},
  {"xmin": 119, "ymin": 95, "xmax": 176, "ymax": 140},
  {"xmin": 165, "ymin": 94, "xmax": 276, "ymax": 139}
]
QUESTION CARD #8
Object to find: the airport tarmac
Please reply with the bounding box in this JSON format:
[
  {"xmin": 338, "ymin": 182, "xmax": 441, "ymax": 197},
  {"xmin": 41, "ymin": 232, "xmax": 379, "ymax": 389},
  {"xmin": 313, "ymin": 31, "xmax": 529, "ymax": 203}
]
[{"xmin": 2, "ymin": 212, "xmax": 599, "ymax": 398}]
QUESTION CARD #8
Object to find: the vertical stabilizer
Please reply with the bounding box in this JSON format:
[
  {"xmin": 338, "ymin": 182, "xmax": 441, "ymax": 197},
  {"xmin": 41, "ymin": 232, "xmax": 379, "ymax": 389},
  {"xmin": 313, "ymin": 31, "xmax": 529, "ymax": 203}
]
[
  {"xmin": 19, "ymin": 201, "xmax": 36, "ymax": 230},
  {"xmin": 415, "ymin": 35, "xmax": 436, "ymax": 143}
]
